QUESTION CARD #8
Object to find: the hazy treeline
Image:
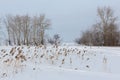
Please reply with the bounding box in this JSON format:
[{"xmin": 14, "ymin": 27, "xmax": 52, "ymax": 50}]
[
  {"xmin": 75, "ymin": 7, "xmax": 120, "ymax": 46},
  {"xmin": 0, "ymin": 6, "xmax": 120, "ymax": 46},
  {"xmin": 4, "ymin": 14, "xmax": 51, "ymax": 46}
]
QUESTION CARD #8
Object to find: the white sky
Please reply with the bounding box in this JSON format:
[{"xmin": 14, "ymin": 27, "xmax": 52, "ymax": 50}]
[{"xmin": 0, "ymin": 0, "xmax": 120, "ymax": 42}]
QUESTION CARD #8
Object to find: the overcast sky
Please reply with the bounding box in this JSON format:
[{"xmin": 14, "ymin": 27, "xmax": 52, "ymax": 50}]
[{"xmin": 0, "ymin": 0, "xmax": 120, "ymax": 42}]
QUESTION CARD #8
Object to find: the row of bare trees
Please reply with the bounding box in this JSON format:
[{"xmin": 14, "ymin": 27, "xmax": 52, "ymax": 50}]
[
  {"xmin": 4, "ymin": 14, "xmax": 51, "ymax": 46},
  {"xmin": 0, "ymin": 7, "xmax": 120, "ymax": 46},
  {"xmin": 75, "ymin": 7, "xmax": 120, "ymax": 46}
]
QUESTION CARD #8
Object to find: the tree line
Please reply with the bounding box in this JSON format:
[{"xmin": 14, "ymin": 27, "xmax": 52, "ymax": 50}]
[
  {"xmin": 3, "ymin": 14, "xmax": 51, "ymax": 46},
  {"xmin": 0, "ymin": 6, "xmax": 120, "ymax": 46},
  {"xmin": 75, "ymin": 7, "xmax": 120, "ymax": 46}
]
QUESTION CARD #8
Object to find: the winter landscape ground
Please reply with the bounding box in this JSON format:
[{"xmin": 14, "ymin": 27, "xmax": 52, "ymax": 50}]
[{"xmin": 0, "ymin": 44, "xmax": 120, "ymax": 80}]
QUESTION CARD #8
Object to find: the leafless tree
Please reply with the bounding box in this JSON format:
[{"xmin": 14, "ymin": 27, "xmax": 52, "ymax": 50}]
[
  {"xmin": 38, "ymin": 14, "xmax": 51, "ymax": 45},
  {"xmin": 4, "ymin": 14, "xmax": 51, "ymax": 46},
  {"xmin": 48, "ymin": 34, "xmax": 61, "ymax": 47},
  {"xmin": 4, "ymin": 15, "xmax": 13, "ymax": 45},
  {"xmin": 75, "ymin": 7, "xmax": 119, "ymax": 46},
  {"xmin": 21, "ymin": 15, "xmax": 31, "ymax": 45},
  {"xmin": 97, "ymin": 7, "xmax": 119, "ymax": 46}
]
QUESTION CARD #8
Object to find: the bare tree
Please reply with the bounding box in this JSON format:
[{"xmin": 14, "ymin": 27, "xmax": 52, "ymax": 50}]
[
  {"xmin": 13, "ymin": 15, "xmax": 22, "ymax": 45},
  {"xmin": 4, "ymin": 15, "xmax": 50, "ymax": 45},
  {"xmin": 78, "ymin": 31, "xmax": 93, "ymax": 46},
  {"xmin": 75, "ymin": 7, "xmax": 119, "ymax": 46},
  {"xmin": 97, "ymin": 7, "xmax": 119, "ymax": 46},
  {"xmin": 38, "ymin": 14, "xmax": 51, "ymax": 45},
  {"xmin": 21, "ymin": 15, "xmax": 31, "ymax": 45},
  {"xmin": 4, "ymin": 15, "xmax": 13, "ymax": 45},
  {"xmin": 31, "ymin": 14, "xmax": 51, "ymax": 45},
  {"xmin": 74, "ymin": 37, "xmax": 81, "ymax": 45},
  {"xmin": 32, "ymin": 16, "xmax": 38, "ymax": 45},
  {"xmin": 48, "ymin": 34, "xmax": 61, "ymax": 47},
  {"xmin": 4, "ymin": 14, "xmax": 51, "ymax": 46}
]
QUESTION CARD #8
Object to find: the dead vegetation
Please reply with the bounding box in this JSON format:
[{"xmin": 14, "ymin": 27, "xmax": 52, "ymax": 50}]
[{"xmin": 0, "ymin": 45, "xmax": 99, "ymax": 78}]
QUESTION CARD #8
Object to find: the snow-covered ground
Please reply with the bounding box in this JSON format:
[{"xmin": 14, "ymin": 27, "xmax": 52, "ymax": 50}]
[{"xmin": 0, "ymin": 45, "xmax": 120, "ymax": 80}]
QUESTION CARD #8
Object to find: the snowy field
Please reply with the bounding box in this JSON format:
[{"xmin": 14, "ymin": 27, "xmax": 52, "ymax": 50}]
[{"xmin": 0, "ymin": 45, "xmax": 120, "ymax": 80}]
